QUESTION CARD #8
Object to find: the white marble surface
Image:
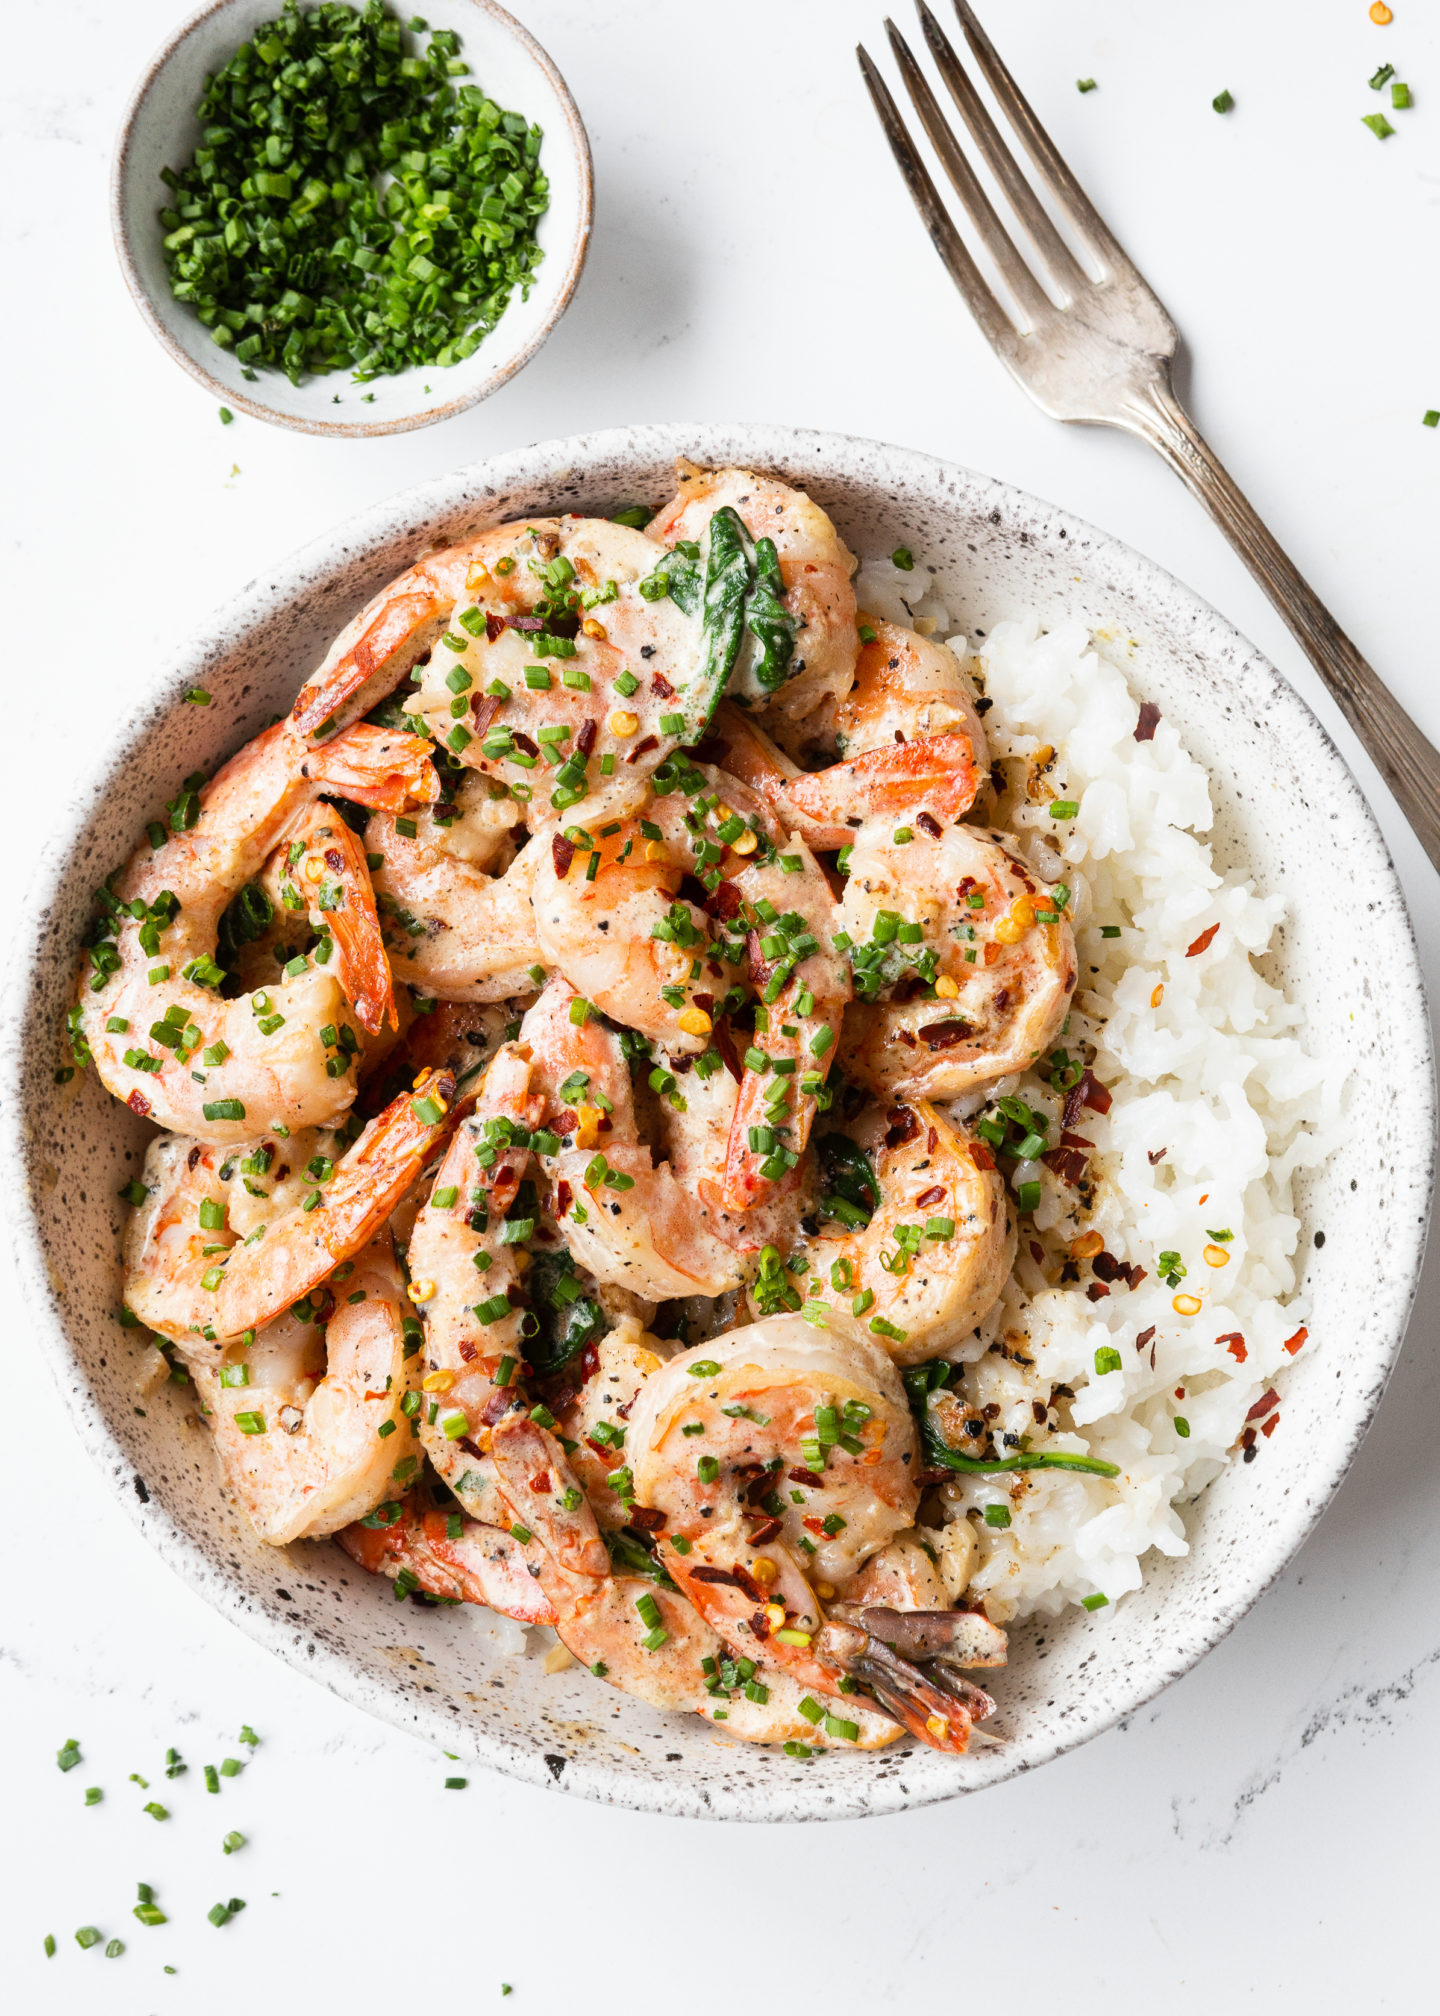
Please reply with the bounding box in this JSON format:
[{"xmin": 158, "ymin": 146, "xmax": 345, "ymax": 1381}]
[{"xmin": 4, "ymin": 0, "xmax": 1439, "ymax": 2003}]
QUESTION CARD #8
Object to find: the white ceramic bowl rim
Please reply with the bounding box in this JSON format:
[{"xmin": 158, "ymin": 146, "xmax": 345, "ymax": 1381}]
[
  {"xmin": 110, "ymin": 0, "xmax": 594, "ymax": 438},
  {"xmin": 8, "ymin": 422, "xmax": 1432, "ymax": 1822}
]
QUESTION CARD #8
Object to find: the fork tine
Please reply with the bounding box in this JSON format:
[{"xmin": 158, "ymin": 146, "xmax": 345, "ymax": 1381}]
[
  {"xmin": 856, "ymin": 42, "xmax": 1017, "ymax": 352},
  {"xmin": 951, "ymin": 0, "xmax": 1134, "ymax": 279},
  {"xmin": 914, "ymin": 0, "xmax": 1088, "ymax": 295},
  {"xmin": 884, "ymin": 18, "xmax": 1053, "ymax": 327}
]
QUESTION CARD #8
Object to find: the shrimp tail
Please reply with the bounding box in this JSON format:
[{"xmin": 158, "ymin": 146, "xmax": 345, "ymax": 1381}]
[
  {"xmin": 839, "ymin": 1604, "xmax": 1009, "ymax": 1669},
  {"xmin": 304, "ymin": 720, "xmax": 441, "ymax": 813},
  {"xmin": 787, "ymin": 731, "xmax": 981, "ymax": 828},
  {"xmin": 281, "ymin": 804, "xmax": 396, "ymax": 1035},
  {"xmin": 292, "ymin": 585, "xmax": 448, "ymax": 738},
  {"xmin": 213, "ymin": 1067, "xmax": 462, "ymax": 1337},
  {"xmin": 817, "ymin": 1621, "xmax": 995, "ymax": 1754}
]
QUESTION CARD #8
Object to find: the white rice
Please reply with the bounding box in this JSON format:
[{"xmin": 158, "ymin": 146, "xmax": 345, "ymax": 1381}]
[{"xmin": 855, "ymin": 555, "xmax": 1344, "ymax": 1624}]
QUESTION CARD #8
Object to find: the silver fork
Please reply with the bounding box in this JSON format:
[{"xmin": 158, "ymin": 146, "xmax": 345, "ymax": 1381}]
[{"xmin": 860, "ymin": 0, "xmax": 1440, "ymax": 872}]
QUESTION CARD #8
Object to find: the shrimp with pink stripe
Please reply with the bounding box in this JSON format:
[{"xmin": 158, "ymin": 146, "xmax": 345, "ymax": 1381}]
[
  {"xmin": 627, "ymin": 1315, "xmax": 1004, "ymax": 1753},
  {"xmin": 74, "ymin": 717, "xmax": 437, "ymax": 1142}
]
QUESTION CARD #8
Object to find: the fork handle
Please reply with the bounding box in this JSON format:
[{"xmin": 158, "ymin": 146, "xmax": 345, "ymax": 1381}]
[{"xmin": 1120, "ymin": 374, "xmax": 1440, "ymax": 872}]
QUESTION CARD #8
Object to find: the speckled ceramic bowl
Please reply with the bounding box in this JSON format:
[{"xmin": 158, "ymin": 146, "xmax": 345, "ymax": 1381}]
[
  {"xmin": 111, "ymin": 0, "xmax": 592, "ymax": 436},
  {"xmin": 9, "ymin": 424, "xmax": 1431, "ymax": 1821}
]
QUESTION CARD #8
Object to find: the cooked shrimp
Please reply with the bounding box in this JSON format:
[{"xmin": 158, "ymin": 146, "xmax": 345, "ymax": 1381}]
[
  {"xmin": 76, "ymin": 719, "xmax": 436, "ymax": 1141},
  {"xmin": 261, "ymin": 800, "xmax": 395, "ymax": 1033},
  {"xmin": 404, "ymin": 1042, "xmax": 607, "ymax": 1577},
  {"xmin": 714, "ymin": 834, "xmax": 851, "ymax": 1213},
  {"xmin": 521, "ymin": 977, "xmax": 744, "ymax": 1299},
  {"xmin": 293, "ymin": 519, "xmax": 722, "ymax": 811},
  {"xmin": 650, "ymin": 1047, "xmax": 806, "ymax": 1259},
  {"xmin": 123, "ymin": 1067, "xmax": 460, "ymax": 1346},
  {"xmin": 368, "ymin": 791, "xmax": 542, "ymax": 1003},
  {"xmin": 646, "ymin": 460, "xmax": 860, "ymax": 724},
  {"xmin": 548, "ymin": 1312, "xmax": 673, "ymax": 1529},
  {"xmin": 783, "ymin": 619, "xmax": 988, "ymax": 773},
  {"xmin": 798, "ymin": 1098, "xmax": 1013, "ymax": 1366},
  {"xmin": 837, "ymin": 822, "xmax": 1076, "ymax": 1102},
  {"xmin": 626, "ymin": 1314, "xmax": 997, "ymax": 1751},
  {"xmin": 703, "ymin": 693, "xmax": 980, "ymax": 854},
  {"xmin": 530, "ymin": 777, "xmax": 733, "ymax": 1055},
  {"xmin": 192, "ymin": 1234, "xmax": 421, "ymax": 1545},
  {"xmin": 340, "ymin": 1490, "xmax": 901, "ymax": 1748}
]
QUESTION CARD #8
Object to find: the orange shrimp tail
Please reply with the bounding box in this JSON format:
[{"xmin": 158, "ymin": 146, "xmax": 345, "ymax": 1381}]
[
  {"xmin": 292, "ymin": 587, "xmax": 446, "ymax": 738},
  {"xmin": 788, "ymin": 732, "xmax": 981, "ymax": 828},
  {"xmin": 212, "ymin": 1068, "xmax": 461, "ymax": 1338},
  {"xmin": 314, "ymin": 816, "xmax": 396, "ymax": 1035},
  {"xmin": 305, "ymin": 721, "xmax": 441, "ymax": 813}
]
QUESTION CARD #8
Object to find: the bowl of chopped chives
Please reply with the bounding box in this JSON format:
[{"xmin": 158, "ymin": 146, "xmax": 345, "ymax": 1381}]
[{"xmin": 111, "ymin": 0, "xmax": 592, "ymax": 436}]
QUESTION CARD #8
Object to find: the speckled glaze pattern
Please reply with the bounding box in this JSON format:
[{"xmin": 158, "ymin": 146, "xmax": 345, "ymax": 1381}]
[
  {"xmin": 110, "ymin": 0, "xmax": 593, "ymax": 437},
  {"xmin": 7, "ymin": 424, "xmax": 1432, "ymax": 1823}
]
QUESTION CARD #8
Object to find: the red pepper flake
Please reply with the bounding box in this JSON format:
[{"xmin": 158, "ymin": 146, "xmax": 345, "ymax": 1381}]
[
  {"xmin": 629, "ymin": 1506, "xmax": 665, "ymax": 1532},
  {"xmin": 576, "ymin": 718, "xmax": 598, "ymax": 757},
  {"xmin": 706, "ymin": 878, "xmax": 743, "ymax": 921},
  {"xmin": 690, "ymin": 1564, "xmax": 745, "ymax": 1589},
  {"xmin": 1147, "ymin": 1147, "xmax": 1167, "ymax": 1165},
  {"xmin": 625, "ymin": 735, "xmax": 659, "ymax": 765},
  {"xmin": 551, "ymin": 832, "xmax": 576, "ymax": 879},
  {"xmin": 1135, "ymin": 1326, "xmax": 1156, "ymax": 1353},
  {"xmin": 1260, "ymin": 1413, "xmax": 1280, "ymax": 1438},
  {"xmin": 127, "ymin": 1089, "xmax": 153, "ymax": 1117},
  {"xmin": 651, "ymin": 671, "xmax": 676, "ymax": 700},
  {"xmin": 511, "ymin": 729, "xmax": 539, "ymax": 758},
  {"xmin": 916, "ymin": 811, "xmax": 942, "ymax": 839},
  {"xmin": 1245, "ymin": 1388, "xmax": 1280, "ymax": 1422},
  {"xmin": 555, "ymin": 1179, "xmax": 573, "ymax": 1217},
  {"xmin": 920, "ymin": 1018, "xmax": 973, "ymax": 1050},
  {"xmin": 1217, "ymin": 1331, "xmax": 1247, "ymax": 1362},
  {"xmin": 457, "ymin": 1339, "xmax": 477, "ymax": 1363},
  {"xmin": 484, "ymin": 610, "xmax": 507, "ymax": 643},
  {"xmin": 1282, "ymin": 1325, "xmax": 1308, "ymax": 1356},
  {"xmin": 746, "ymin": 1517, "xmax": 782, "ymax": 1546},
  {"xmin": 1134, "ymin": 701, "xmax": 1160, "ymax": 742},
  {"xmin": 1041, "ymin": 1145, "xmax": 1088, "ymax": 1187},
  {"xmin": 1062, "ymin": 1069, "xmax": 1111, "ymax": 1128},
  {"xmin": 1029, "ymin": 1240, "xmax": 1045, "ymax": 1265},
  {"xmin": 787, "ymin": 1466, "xmax": 824, "ymax": 1488},
  {"xmin": 915, "ymin": 1185, "xmax": 946, "ymax": 1209},
  {"xmin": 528, "ymin": 1470, "xmax": 552, "ymax": 1495},
  {"xmin": 1086, "ymin": 1283, "xmax": 1110, "ymax": 1302},
  {"xmin": 749, "ymin": 1608, "xmax": 772, "ymax": 1639},
  {"xmin": 801, "ymin": 1517, "xmax": 827, "ymax": 1538},
  {"xmin": 1186, "ymin": 922, "xmax": 1220, "ymax": 958},
  {"xmin": 470, "ymin": 693, "xmax": 502, "ymax": 737},
  {"xmin": 885, "ymin": 1105, "xmax": 921, "ymax": 1149}
]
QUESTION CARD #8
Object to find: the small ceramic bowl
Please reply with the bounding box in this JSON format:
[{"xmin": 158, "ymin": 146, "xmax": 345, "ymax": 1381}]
[
  {"xmin": 111, "ymin": 0, "xmax": 592, "ymax": 436},
  {"xmin": 9, "ymin": 424, "xmax": 1432, "ymax": 1822}
]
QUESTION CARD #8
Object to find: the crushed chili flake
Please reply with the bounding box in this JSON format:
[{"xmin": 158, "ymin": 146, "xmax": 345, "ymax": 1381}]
[
  {"xmin": 484, "ymin": 610, "xmax": 507, "ymax": 644},
  {"xmin": 1282, "ymin": 1325, "xmax": 1308, "ymax": 1356},
  {"xmin": 1147, "ymin": 1147, "xmax": 1167, "ymax": 1165},
  {"xmin": 916, "ymin": 1184, "xmax": 946, "ymax": 1209},
  {"xmin": 1245, "ymin": 1388, "xmax": 1280, "ymax": 1422},
  {"xmin": 1135, "ymin": 1325, "xmax": 1156, "ymax": 1352},
  {"xmin": 1134, "ymin": 701, "xmax": 1160, "ymax": 742},
  {"xmin": 1186, "ymin": 922, "xmax": 1220, "ymax": 958},
  {"xmin": 969, "ymin": 1139, "xmax": 995, "ymax": 1172},
  {"xmin": 551, "ymin": 832, "xmax": 576, "ymax": 878},
  {"xmin": 920, "ymin": 1018, "xmax": 973, "ymax": 1050},
  {"xmin": 1217, "ymin": 1331, "xmax": 1247, "ymax": 1362},
  {"xmin": 1260, "ymin": 1413, "xmax": 1280, "ymax": 1438}
]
